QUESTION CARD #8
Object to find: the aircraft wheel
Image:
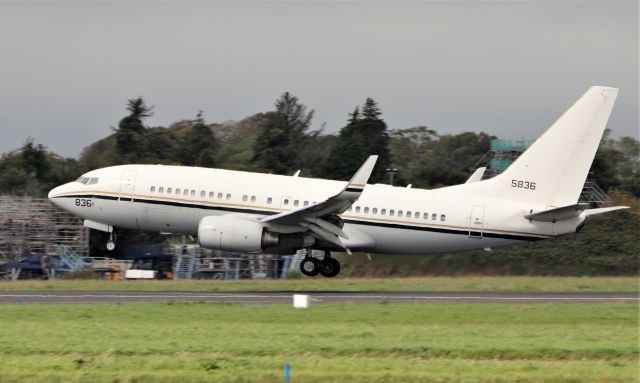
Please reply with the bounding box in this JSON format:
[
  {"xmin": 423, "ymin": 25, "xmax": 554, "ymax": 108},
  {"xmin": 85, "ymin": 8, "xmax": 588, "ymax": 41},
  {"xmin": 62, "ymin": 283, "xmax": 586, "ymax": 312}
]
[
  {"xmin": 319, "ymin": 258, "xmax": 341, "ymax": 278},
  {"xmin": 300, "ymin": 257, "xmax": 320, "ymax": 277},
  {"xmin": 106, "ymin": 232, "xmax": 117, "ymax": 251}
]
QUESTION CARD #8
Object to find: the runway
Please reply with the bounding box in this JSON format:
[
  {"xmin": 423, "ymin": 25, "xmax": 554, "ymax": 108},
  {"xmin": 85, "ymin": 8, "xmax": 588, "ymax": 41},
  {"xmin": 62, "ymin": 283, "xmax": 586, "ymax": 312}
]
[{"xmin": 0, "ymin": 290, "xmax": 637, "ymax": 304}]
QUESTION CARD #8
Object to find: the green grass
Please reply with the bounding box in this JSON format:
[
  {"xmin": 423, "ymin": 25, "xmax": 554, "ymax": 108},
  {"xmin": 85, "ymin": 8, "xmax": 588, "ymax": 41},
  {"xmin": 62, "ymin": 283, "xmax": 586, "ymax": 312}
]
[
  {"xmin": 0, "ymin": 301, "xmax": 637, "ymax": 382},
  {"xmin": 1, "ymin": 276, "xmax": 638, "ymax": 292}
]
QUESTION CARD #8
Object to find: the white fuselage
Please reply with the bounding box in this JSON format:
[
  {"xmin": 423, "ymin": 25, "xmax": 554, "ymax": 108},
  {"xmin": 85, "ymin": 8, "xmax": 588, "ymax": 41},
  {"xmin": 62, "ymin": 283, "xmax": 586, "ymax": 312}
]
[{"xmin": 48, "ymin": 164, "xmax": 584, "ymax": 255}]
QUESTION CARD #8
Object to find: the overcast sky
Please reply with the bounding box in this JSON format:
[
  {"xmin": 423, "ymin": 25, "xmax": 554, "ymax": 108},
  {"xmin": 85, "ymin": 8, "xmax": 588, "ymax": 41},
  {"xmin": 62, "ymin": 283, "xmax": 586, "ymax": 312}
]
[{"xmin": 0, "ymin": 1, "xmax": 637, "ymax": 158}]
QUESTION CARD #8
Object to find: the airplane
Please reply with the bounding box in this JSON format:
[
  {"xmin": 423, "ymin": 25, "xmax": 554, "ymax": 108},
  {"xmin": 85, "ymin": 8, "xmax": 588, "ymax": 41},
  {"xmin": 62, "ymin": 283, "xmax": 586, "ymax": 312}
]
[{"xmin": 49, "ymin": 86, "xmax": 628, "ymax": 277}]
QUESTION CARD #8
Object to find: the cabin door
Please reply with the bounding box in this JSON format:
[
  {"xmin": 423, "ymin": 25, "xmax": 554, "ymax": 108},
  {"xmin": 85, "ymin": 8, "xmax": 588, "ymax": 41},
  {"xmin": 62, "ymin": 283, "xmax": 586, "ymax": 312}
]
[
  {"xmin": 468, "ymin": 205, "xmax": 485, "ymax": 238},
  {"xmin": 119, "ymin": 170, "xmax": 137, "ymax": 201}
]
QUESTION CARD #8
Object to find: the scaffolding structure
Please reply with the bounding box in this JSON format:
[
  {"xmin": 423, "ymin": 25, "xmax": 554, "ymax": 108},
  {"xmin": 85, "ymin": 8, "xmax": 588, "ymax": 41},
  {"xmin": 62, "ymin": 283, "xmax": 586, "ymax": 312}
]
[
  {"xmin": 483, "ymin": 140, "xmax": 611, "ymax": 207},
  {"xmin": 485, "ymin": 139, "xmax": 533, "ymax": 178},
  {"xmin": 0, "ymin": 196, "xmax": 89, "ymax": 262},
  {"xmin": 191, "ymin": 253, "xmax": 291, "ymax": 280}
]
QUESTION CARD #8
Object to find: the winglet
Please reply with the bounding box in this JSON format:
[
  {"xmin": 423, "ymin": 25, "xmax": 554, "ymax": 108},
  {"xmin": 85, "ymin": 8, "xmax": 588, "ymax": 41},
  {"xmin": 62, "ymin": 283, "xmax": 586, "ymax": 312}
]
[
  {"xmin": 346, "ymin": 155, "xmax": 378, "ymax": 192},
  {"xmin": 465, "ymin": 167, "xmax": 486, "ymax": 183}
]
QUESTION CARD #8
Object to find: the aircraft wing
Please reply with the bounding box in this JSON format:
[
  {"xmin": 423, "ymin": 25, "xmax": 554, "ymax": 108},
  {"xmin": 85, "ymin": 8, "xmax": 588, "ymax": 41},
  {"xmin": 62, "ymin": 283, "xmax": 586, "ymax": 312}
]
[{"xmin": 260, "ymin": 155, "xmax": 378, "ymax": 250}]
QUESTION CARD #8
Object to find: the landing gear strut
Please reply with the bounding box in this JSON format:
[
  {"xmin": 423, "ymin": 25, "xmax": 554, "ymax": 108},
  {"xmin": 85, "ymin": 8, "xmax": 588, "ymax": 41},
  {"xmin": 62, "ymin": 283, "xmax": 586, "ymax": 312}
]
[
  {"xmin": 106, "ymin": 232, "xmax": 117, "ymax": 251},
  {"xmin": 299, "ymin": 250, "xmax": 341, "ymax": 278}
]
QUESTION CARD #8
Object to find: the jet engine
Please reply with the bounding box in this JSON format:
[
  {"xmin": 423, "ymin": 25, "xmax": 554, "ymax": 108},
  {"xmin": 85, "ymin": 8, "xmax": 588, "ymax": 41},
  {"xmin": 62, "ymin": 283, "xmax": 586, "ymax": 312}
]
[{"xmin": 198, "ymin": 215, "xmax": 279, "ymax": 252}]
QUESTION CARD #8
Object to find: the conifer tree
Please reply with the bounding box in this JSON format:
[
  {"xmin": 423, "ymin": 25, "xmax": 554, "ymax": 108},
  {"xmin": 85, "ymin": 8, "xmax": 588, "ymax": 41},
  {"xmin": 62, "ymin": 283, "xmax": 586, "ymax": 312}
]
[
  {"xmin": 178, "ymin": 111, "xmax": 218, "ymax": 167},
  {"xmin": 115, "ymin": 97, "xmax": 153, "ymax": 163},
  {"xmin": 324, "ymin": 99, "xmax": 390, "ymax": 182},
  {"xmin": 252, "ymin": 92, "xmax": 314, "ymax": 174}
]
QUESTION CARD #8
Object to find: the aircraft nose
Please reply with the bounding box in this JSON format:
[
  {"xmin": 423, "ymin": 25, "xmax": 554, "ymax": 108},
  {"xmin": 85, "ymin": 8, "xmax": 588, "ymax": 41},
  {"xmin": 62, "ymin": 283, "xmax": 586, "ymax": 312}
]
[{"xmin": 48, "ymin": 185, "xmax": 65, "ymax": 205}]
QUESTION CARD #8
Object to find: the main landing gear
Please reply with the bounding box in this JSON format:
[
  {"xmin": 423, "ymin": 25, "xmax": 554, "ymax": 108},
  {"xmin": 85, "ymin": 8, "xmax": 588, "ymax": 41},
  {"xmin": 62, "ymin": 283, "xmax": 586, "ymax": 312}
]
[{"xmin": 300, "ymin": 250, "xmax": 341, "ymax": 278}]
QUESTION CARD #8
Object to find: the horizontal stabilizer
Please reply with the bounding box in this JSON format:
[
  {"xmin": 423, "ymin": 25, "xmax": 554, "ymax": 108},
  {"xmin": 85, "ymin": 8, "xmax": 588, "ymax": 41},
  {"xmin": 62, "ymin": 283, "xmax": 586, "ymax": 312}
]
[
  {"xmin": 584, "ymin": 206, "xmax": 630, "ymax": 216},
  {"xmin": 525, "ymin": 204, "xmax": 589, "ymax": 222},
  {"xmin": 526, "ymin": 204, "xmax": 630, "ymax": 222}
]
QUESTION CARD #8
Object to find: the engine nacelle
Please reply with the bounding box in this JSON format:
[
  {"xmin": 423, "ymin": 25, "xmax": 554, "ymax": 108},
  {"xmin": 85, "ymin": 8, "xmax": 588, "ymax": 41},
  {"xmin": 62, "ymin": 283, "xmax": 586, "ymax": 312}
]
[{"xmin": 197, "ymin": 215, "xmax": 279, "ymax": 252}]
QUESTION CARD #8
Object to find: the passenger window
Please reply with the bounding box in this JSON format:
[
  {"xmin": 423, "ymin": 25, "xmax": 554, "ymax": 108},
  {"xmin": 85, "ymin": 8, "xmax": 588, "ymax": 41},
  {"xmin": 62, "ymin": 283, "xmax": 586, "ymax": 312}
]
[
  {"xmin": 167, "ymin": 188, "xmax": 172, "ymax": 194},
  {"xmin": 151, "ymin": 186, "xmax": 156, "ymax": 192},
  {"xmin": 176, "ymin": 188, "xmax": 181, "ymax": 195},
  {"xmin": 423, "ymin": 212, "xmax": 428, "ymax": 219},
  {"xmin": 390, "ymin": 210, "xmax": 395, "ymax": 216},
  {"xmin": 414, "ymin": 212, "xmax": 419, "ymax": 219},
  {"xmin": 218, "ymin": 192, "xmax": 223, "ymax": 199},
  {"xmin": 440, "ymin": 214, "xmax": 446, "ymax": 221},
  {"xmin": 267, "ymin": 197, "xmax": 273, "ymax": 204},
  {"xmin": 304, "ymin": 201, "xmax": 309, "ymax": 207},
  {"xmin": 355, "ymin": 206, "xmax": 361, "ymax": 213},
  {"xmin": 381, "ymin": 209, "xmax": 386, "ymax": 215},
  {"xmin": 372, "ymin": 208, "xmax": 378, "ymax": 214},
  {"xmin": 364, "ymin": 207, "xmax": 369, "ymax": 213},
  {"xmin": 159, "ymin": 187, "xmax": 164, "ymax": 193},
  {"xmin": 294, "ymin": 200, "xmax": 299, "ymax": 207},
  {"xmin": 284, "ymin": 199, "xmax": 289, "ymax": 205},
  {"xmin": 347, "ymin": 206, "xmax": 352, "ymax": 212},
  {"xmin": 251, "ymin": 196, "xmax": 256, "ymax": 203},
  {"xmin": 200, "ymin": 191, "xmax": 205, "ymax": 198},
  {"xmin": 226, "ymin": 193, "xmax": 231, "ymax": 200},
  {"xmin": 183, "ymin": 189, "xmax": 189, "ymax": 196},
  {"xmin": 209, "ymin": 192, "xmax": 214, "ymax": 198},
  {"xmin": 398, "ymin": 211, "xmax": 403, "ymax": 217},
  {"xmin": 191, "ymin": 190, "xmax": 196, "ymax": 197},
  {"xmin": 432, "ymin": 213, "xmax": 437, "ymax": 220},
  {"xmin": 406, "ymin": 211, "xmax": 411, "ymax": 218},
  {"xmin": 242, "ymin": 195, "xmax": 248, "ymax": 202}
]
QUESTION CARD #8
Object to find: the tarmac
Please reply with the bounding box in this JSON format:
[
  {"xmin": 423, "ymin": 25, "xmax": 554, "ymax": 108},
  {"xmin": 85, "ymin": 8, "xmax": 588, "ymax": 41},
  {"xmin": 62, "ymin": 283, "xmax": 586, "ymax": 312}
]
[{"xmin": 0, "ymin": 290, "xmax": 637, "ymax": 304}]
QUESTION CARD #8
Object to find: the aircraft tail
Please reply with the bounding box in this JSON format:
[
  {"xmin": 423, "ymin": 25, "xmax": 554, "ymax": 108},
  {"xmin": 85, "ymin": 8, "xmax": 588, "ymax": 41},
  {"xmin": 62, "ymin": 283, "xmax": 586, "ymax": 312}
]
[{"xmin": 493, "ymin": 86, "xmax": 618, "ymax": 208}]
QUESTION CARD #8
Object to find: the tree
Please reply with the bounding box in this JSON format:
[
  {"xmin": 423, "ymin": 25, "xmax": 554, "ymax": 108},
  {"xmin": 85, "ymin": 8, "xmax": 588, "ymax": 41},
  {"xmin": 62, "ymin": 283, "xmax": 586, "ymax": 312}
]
[
  {"xmin": 324, "ymin": 99, "xmax": 390, "ymax": 182},
  {"xmin": 176, "ymin": 111, "xmax": 218, "ymax": 167},
  {"xmin": 114, "ymin": 97, "xmax": 153, "ymax": 163},
  {"xmin": 19, "ymin": 138, "xmax": 51, "ymax": 180},
  {"xmin": 252, "ymin": 92, "xmax": 314, "ymax": 174},
  {"xmin": 0, "ymin": 139, "xmax": 82, "ymax": 197}
]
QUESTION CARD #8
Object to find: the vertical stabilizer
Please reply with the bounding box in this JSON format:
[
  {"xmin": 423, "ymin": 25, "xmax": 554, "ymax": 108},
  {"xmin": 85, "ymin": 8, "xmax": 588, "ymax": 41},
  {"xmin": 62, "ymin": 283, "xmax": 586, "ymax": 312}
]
[{"xmin": 495, "ymin": 86, "xmax": 618, "ymax": 207}]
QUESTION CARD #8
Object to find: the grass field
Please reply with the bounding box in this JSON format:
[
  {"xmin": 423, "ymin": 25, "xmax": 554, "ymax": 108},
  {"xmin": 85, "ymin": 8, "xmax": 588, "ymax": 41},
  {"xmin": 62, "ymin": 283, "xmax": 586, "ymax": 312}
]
[
  {"xmin": 0, "ymin": 301, "xmax": 637, "ymax": 382},
  {"xmin": 1, "ymin": 276, "xmax": 638, "ymax": 292}
]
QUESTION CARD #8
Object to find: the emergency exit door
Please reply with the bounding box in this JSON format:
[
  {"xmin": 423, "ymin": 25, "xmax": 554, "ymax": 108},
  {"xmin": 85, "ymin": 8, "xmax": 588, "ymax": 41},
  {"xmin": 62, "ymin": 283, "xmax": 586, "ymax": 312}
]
[{"xmin": 468, "ymin": 205, "xmax": 485, "ymax": 238}]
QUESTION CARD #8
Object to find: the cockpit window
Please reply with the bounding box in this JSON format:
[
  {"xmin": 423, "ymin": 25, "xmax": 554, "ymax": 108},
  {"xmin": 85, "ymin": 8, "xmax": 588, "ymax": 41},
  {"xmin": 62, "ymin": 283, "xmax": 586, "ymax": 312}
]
[
  {"xmin": 76, "ymin": 176, "xmax": 90, "ymax": 184},
  {"xmin": 87, "ymin": 178, "xmax": 98, "ymax": 185}
]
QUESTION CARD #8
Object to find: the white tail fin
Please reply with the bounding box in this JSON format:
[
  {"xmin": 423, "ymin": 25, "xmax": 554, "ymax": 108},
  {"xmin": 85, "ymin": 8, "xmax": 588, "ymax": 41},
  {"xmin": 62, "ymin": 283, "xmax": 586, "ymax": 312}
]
[{"xmin": 495, "ymin": 86, "xmax": 618, "ymax": 207}]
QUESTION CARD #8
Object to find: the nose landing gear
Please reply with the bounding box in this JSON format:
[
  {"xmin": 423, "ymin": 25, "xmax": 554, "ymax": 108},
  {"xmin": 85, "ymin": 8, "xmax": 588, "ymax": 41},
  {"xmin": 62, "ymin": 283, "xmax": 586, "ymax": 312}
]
[
  {"xmin": 299, "ymin": 250, "xmax": 341, "ymax": 278},
  {"xmin": 106, "ymin": 232, "xmax": 117, "ymax": 251}
]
